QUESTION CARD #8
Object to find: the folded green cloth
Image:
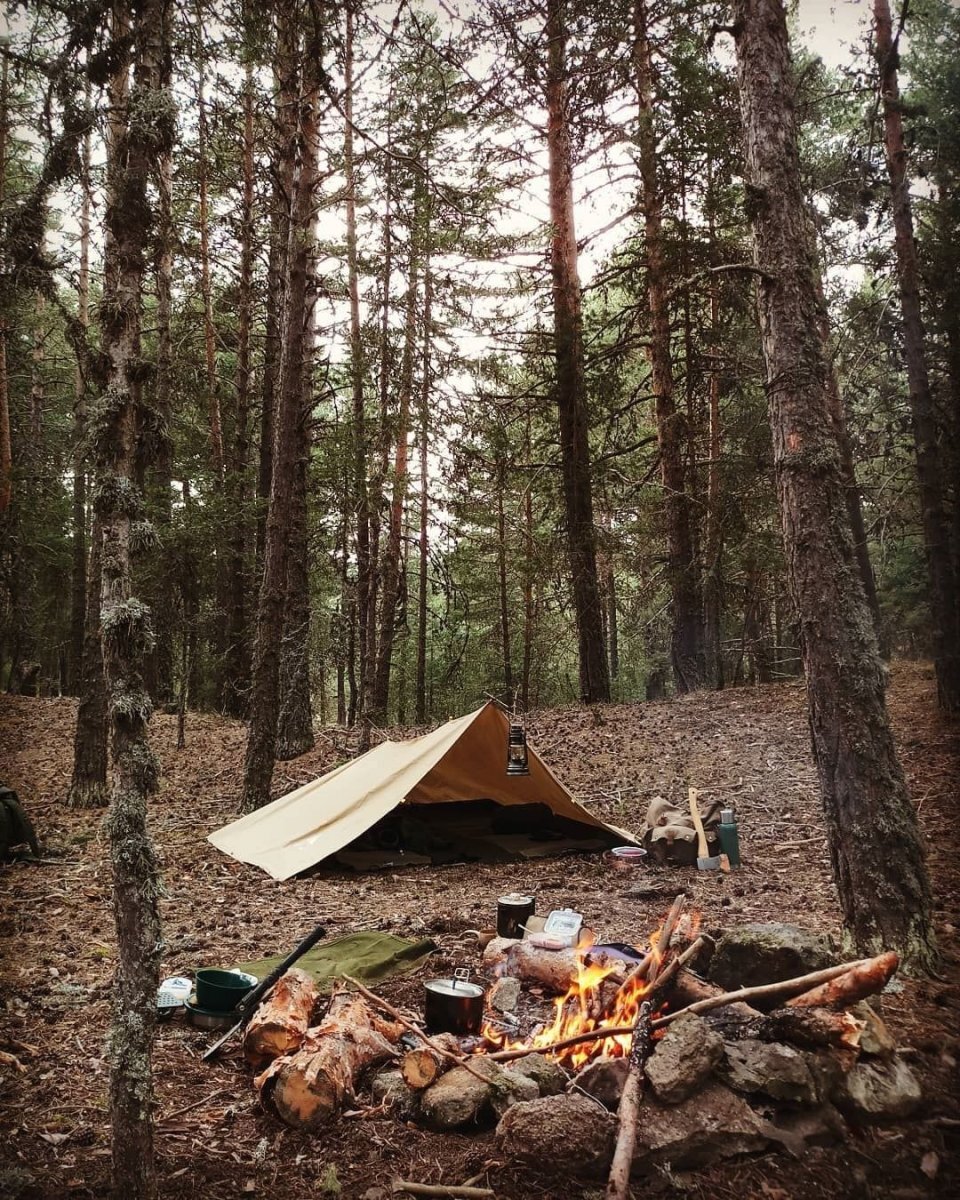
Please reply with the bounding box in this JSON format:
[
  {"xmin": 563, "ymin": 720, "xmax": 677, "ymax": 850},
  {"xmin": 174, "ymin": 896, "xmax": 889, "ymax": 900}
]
[{"xmin": 236, "ymin": 930, "xmax": 437, "ymax": 990}]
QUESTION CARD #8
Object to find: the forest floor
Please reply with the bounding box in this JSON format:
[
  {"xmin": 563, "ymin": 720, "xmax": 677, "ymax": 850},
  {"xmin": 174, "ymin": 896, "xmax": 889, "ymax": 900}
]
[{"xmin": 0, "ymin": 661, "xmax": 958, "ymax": 1199}]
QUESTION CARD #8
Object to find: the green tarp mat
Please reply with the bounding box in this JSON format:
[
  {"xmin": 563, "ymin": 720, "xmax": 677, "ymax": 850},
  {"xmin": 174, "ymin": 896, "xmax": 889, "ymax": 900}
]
[{"xmin": 236, "ymin": 930, "xmax": 437, "ymax": 990}]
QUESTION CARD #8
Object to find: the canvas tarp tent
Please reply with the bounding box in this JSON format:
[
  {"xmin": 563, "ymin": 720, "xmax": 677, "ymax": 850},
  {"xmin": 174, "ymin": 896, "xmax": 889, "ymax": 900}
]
[{"xmin": 209, "ymin": 701, "xmax": 635, "ymax": 880}]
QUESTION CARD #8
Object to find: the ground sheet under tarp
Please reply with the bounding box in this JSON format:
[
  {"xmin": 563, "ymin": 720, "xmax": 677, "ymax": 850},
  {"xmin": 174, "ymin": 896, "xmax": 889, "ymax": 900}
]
[{"xmin": 235, "ymin": 930, "xmax": 437, "ymax": 989}]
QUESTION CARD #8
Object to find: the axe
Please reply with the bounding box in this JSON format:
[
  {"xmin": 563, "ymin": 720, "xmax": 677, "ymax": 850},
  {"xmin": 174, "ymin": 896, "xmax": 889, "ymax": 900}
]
[{"xmin": 688, "ymin": 787, "xmax": 720, "ymax": 871}]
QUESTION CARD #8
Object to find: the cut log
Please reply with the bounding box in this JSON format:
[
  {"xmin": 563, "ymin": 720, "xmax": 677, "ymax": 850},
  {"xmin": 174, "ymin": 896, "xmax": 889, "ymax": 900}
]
[
  {"xmin": 763, "ymin": 1005, "xmax": 865, "ymax": 1051},
  {"xmin": 400, "ymin": 1033, "xmax": 462, "ymax": 1090},
  {"xmin": 243, "ymin": 967, "xmax": 320, "ymax": 1068},
  {"xmin": 482, "ymin": 937, "xmax": 626, "ymax": 995},
  {"xmin": 785, "ymin": 952, "xmax": 899, "ymax": 1010},
  {"xmin": 254, "ymin": 992, "xmax": 403, "ymax": 1130}
]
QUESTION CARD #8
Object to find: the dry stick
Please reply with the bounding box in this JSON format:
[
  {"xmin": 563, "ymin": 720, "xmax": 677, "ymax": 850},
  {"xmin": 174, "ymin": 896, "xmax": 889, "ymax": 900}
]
[
  {"xmin": 605, "ymin": 1000, "xmax": 653, "ymax": 1200},
  {"xmin": 605, "ymin": 899, "xmax": 693, "ymax": 1200},
  {"xmin": 343, "ymin": 975, "xmax": 492, "ymax": 1087},
  {"xmin": 652, "ymin": 957, "xmax": 875, "ymax": 1028},
  {"xmin": 158, "ymin": 1088, "xmax": 227, "ymax": 1124},
  {"xmin": 391, "ymin": 1183, "xmax": 495, "ymax": 1199},
  {"xmin": 603, "ymin": 891, "xmax": 686, "ymax": 1002}
]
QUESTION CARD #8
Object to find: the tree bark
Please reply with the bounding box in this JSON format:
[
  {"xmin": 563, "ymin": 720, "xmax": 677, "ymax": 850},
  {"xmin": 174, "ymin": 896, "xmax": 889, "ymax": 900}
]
[
  {"xmin": 146, "ymin": 37, "xmax": 176, "ymax": 709},
  {"xmin": 277, "ymin": 401, "xmax": 315, "ymax": 760},
  {"xmin": 69, "ymin": 91, "xmax": 92, "ymax": 695},
  {"xmin": 221, "ymin": 48, "xmax": 255, "ymax": 718},
  {"xmin": 242, "ymin": 5, "xmax": 320, "ymax": 811},
  {"xmin": 256, "ymin": 13, "xmax": 299, "ymax": 578},
  {"xmin": 874, "ymin": 0, "xmax": 960, "ymax": 711},
  {"xmin": 255, "ymin": 992, "xmax": 402, "ymax": 1130},
  {"xmin": 0, "ymin": 50, "xmax": 10, "ymax": 518},
  {"xmin": 95, "ymin": 1, "xmax": 171, "ymax": 1192},
  {"xmin": 733, "ymin": 0, "xmax": 936, "ymax": 969},
  {"xmin": 415, "ymin": 251, "xmax": 432, "ymax": 724},
  {"xmin": 371, "ymin": 175, "xmax": 423, "ymax": 723},
  {"xmin": 345, "ymin": 2, "xmax": 372, "ymax": 721},
  {"xmin": 496, "ymin": 459, "xmax": 513, "ymax": 702},
  {"xmin": 545, "ymin": 0, "xmax": 610, "ymax": 704},
  {"xmin": 634, "ymin": 0, "xmax": 704, "ymax": 694},
  {"xmin": 66, "ymin": 514, "xmax": 107, "ymax": 808}
]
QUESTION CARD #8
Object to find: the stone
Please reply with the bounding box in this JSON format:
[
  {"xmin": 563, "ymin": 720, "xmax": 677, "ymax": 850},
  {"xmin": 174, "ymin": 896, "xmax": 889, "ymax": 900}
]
[
  {"xmin": 490, "ymin": 1067, "xmax": 540, "ymax": 1117},
  {"xmin": 802, "ymin": 1048, "xmax": 854, "ymax": 1103},
  {"xmin": 708, "ymin": 923, "xmax": 836, "ymax": 995},
  {"xmin": 721, "ymin": 1038, "xmax": 819, "ymax": 1105},
  {"xmin": 850, "ymin": 1001, "xmax": 897, "ymax": 1057},
  {"xmin": 420, "ymin": 1057, "xmax": 534, "ymax": 1130},
  {"xmin": 507, "ymin": 1052, "xmax": 568, "ymax": 1097},
  {"xmin": 370, "ymin": 1068, "xmax": 420, "ymax": 1121},
  {"xmin": 571, "ymin": 1055, "xmax": 629, "ymax": 1109},
  {"xmin": 495, "ymin": 1094, "xmax": 616, "ymax": 1179},
  {"xmin": 646, "ymin": 1013, "xmax": 724, "ymax": 1103},
  {"xmin": 760, "ymin": 1103, "xmax": 847, "ymax": 1155},
  {"xmin": 833, "ymin": 1055, "xmax": 922, "ymax": 1120},
  {"xmin": 489, "ymin": 976, "xmax": 521, "ymax": 1014},
  {"xmin": 632, "ymin": 1082, "xmax": 771, "ymax": 1170}
]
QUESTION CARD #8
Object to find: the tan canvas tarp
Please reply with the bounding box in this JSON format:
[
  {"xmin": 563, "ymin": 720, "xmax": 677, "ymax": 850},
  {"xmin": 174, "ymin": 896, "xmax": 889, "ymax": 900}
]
[{"xmin": 209, "ymin": 701, "xmax": 633, "ymax": 880}]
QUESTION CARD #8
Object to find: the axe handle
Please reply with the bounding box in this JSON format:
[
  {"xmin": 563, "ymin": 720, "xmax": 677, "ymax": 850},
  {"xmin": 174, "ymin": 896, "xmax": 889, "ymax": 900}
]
[{"xmin": 688, "ymin": 787, "xmax": 709, "ymax": 859}]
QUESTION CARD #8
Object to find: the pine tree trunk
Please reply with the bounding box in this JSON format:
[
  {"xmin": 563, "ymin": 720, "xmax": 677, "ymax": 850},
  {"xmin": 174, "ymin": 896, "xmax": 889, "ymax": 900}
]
[
  {"xmin": 256, "ymin": 15, "xmax": 299, "ymax": 577},
  {"xmin": 96, "ymin": 1, "xmax": 170, "ymax": 1192},
  {"xmin": 415, "ymin": 254, "xmax": 432, "ymax": 724},
  {"xmin": 733, "ymin": 0, "xmax": 936, "ymax": 969},
  {"xmin": 277, "ymin": 428, "xmax": 315, "ymax": 760},
  {"xmin": 521, "ymin": 408, "xmax": 535, "ymax": 712},
  {"xmin": 66, "ymin": 514, "xmax": 107, "ymax": 808},
  {"xmin": 371, "ymin": 177, "xmax": 423, "ymax": 723},
  {"xmin": 242, "ymin": 8, "xmax": 320, "ymax": 811},
  {"xmin": 345, "ymin": 3, "xmax": 372, "ymax": 720},
  {"xmin": 496, "ymin": 461, "xmax": 513, "ymax": 701},
  {"xmin": 69, "ymin": 94, "xmax": 92, "ymax": 695},
  {"xmin": 874, "ymin": 0, "xmax": 960, "ymax": 711},
  {"xmin": 545, "ymin": 0, "xmax": 610, "ymax": 704},
  {"xmin": 634, "ymin": 0, "xmax": 704, "ymax": 694},
  {"xmin": 364, "ymin": 101, "xmax": 395, "ymax": 728},
  {"xmin": 147, "ymin": 44, "xmax": 176, "ymax": 709},
  {"xmin": 221, "ymin": 50, "xmax": 255, "ymax": 718},
  {"xmin": 0, "ymin": 50, "xmax": 10, "ymax": 518}
]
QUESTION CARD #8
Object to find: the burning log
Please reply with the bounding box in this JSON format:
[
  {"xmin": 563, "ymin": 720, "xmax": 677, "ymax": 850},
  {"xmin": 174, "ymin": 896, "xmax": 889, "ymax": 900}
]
[
  {"xmin": 785, "ymin": 952, "xmax": 899, "ymax": 1010},
  {"xmin": 254, "ymin": 991, "xmax": 403, "ymax": 1130},
  {"xmin": 763, "ymin": 1005, "xmax": 865, "ymax": 1051},
  {"xmin": 243, "ymin": 968, "xmax": 320, "ymax": 1068},
  {"xmin": 400, "ymin": 1034, "xmax": 463, "ymax": 1090},
  {"xmin": 482, "ymin": 937, "xmax": 613, "ymax": 994}
]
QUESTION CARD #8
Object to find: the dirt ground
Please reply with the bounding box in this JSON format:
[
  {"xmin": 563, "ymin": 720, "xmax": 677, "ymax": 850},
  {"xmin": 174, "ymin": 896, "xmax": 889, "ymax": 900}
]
[{"xmin": 1, "ymin": 662, "xmax": 957, "ymax": 1199}]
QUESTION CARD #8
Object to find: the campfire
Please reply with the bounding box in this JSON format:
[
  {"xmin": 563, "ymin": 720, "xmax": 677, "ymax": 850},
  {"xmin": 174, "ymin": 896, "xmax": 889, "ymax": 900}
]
[
  {"xmin": 480, "ymin": 904, "xmax": 699, "ymax": 1069},
  {"xmin": 220, "ymin": 895, "xmax": 921, "ymax": 1196}
]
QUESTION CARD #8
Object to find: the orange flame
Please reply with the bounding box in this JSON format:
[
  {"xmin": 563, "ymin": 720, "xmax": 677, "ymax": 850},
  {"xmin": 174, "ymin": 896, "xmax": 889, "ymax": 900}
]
[{"xmin": 481, "ymin": 911, "xmax": 698, "ymax": 1068}]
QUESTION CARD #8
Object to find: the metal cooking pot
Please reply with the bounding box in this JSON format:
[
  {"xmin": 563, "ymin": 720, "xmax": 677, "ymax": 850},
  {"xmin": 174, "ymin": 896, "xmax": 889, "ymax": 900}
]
[{"xmin": 423, "ymin": 970, "xmax": 485, "ymax": 1035}]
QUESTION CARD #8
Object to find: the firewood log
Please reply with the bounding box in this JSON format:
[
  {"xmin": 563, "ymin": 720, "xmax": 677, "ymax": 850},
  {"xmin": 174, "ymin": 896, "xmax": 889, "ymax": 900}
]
[
  {"xmin": 243, "ymin": 968, "xmax": 320, "ymax": 1068},
  {"xmin": 784, "ymin": 952, "xmax": 899, "ymax": 1010},
  {"xmin": 254, "ymin": 992, "xmax": 403, "ymax": 1130},
  {"xmin": 400, "ymin": 1033, "xmax": 462, "ymax": 1090},
  {"xmin": 763, "ymin": 1005, "xmax": 865, "ymax": 1050},
  {"xmin": 482, "ymin": 938, "xmax": 626, "ymax": 995}
]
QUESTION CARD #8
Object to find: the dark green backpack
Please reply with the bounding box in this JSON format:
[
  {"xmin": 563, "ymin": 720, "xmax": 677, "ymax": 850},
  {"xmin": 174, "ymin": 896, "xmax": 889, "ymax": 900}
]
[{"xmin": 0, "ymin": 786, "xmax": 40, "ymax": 861}]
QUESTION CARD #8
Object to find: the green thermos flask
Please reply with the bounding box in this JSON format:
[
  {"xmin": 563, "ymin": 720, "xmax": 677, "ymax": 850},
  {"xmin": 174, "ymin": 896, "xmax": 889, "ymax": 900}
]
[{"xmin": 718, "ymin": 808, "xmax": 741, "ymax": 867}]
